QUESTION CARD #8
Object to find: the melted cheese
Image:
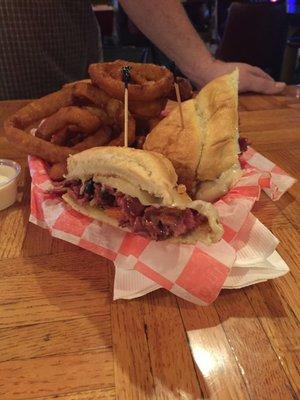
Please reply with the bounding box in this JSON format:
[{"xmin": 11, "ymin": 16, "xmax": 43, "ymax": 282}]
[{"xmin": 195, "ymin": 164, "xmax": 242, "ymax": 202}]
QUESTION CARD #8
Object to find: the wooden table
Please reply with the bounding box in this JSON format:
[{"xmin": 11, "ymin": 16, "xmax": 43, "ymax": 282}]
[{"xmin": 0, "ymin": 91, "xmax": 299, "ymax": 400}]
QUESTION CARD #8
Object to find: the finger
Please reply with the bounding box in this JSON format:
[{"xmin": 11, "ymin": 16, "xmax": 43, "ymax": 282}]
[
  {"xmin": 249, "ymin": 66, "xmax": 274, "ymax": 81},
  {"xmin": 244, "ymin": 75, "xmax": 286, "ymax": 94}
]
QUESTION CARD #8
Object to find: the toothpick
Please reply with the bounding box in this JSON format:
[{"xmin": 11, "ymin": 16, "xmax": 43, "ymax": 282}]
[
  {"xmin": 168, "ymin": 61, "xmax": 184, "ymax": 129},
  {"xmin": 122, "ymin": 66, "xmax": 131, "ymax": 147},
  {"xmin": 124, "ymin": 87, "xmax": 129, "ymax": 147},
  {"xmin": 174, "ymin": 81, "xmax": 184, "ymax": 129}
]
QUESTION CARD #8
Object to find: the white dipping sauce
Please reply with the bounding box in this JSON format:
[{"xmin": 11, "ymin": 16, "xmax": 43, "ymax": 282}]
[
  {"xmin": 0, "ymin": 175, "xmax": 10, "ymax": 185},
  {"xmin": 0, "ymin": 164, "xmax": 20, "ymax": 210}
]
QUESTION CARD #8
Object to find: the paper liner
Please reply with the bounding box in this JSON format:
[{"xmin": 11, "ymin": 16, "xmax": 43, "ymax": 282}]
[{"xmin": 28, "ymin": 147, "xmax": 296, "ymax": 305}]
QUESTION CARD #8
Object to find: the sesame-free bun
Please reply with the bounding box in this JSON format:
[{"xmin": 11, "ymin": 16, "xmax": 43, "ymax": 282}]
[
  {"xmin": 65, "ymin": 146, "xmax": 187, "ymax": 206},
  {"xmin": 64, "ymin": 146, "xmax": 223, "ymax": 244},
  {"xmin": 144, "ymin": 70, "xmax": 240, "ymax": 191}
]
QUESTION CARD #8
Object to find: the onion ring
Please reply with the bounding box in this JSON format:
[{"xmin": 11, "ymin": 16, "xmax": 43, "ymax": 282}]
[
  {"xmin": 89, "ymin": 60, "xmax": 174, "ymax": 102},
  {"xmin": 66, "ymin": 75, "xmax": 168, "ymax": 118},
  {"xmin": 48, "ymin": 161, "xmax": 67, "ymax": 181},
  {"xmin": 4, "ymin": 85, "xmax": 135, "ymax": 163},
  {"xmin": 81, "ymin": 106, "xmax": 113, "ymax": 126},
  {"xmin": 50, "ymin": 126, "xmax": 70, "ymax": 146},
  {"xmin": 4, "ymin": 88, "xmax": 76, "ymax": 163},
  {"xmin": 129, "ymin": 97, "xmax": 168, "ymax": 119},
  {"xmin": 36, "ymin": 106, "xmax": 101, "ymax": 141},
  {"xmin": 72, "ymin": 126, "xmax": 112, "ymax": 151},
  {"xmin": 66, "ymin": 132, "xmax": 87, "ymax": 147},
  {"xmin": 50, "ymin": 126, "xmax": 90, "ymax": 147},
  {"xmin": 49, "ymin": 126, "xmax": 112, "ymax": 181},
  {"xmin": 72, "ymin": 82, "xmax": 136, "ymax": 145}
]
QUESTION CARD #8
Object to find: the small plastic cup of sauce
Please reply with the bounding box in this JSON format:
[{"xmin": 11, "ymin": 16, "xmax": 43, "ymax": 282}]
[{"xmin": 0, "ymin": 159, "xmax": 21, "ymax": 211}]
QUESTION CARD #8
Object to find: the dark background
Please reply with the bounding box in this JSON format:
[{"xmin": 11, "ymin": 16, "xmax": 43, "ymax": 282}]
[{"xmin": 92, "ymin": 0, "xmax": 300, "ymax": 84}]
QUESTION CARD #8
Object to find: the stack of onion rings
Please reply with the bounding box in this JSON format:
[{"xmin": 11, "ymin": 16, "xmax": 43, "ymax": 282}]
[
  {"xmin": 4, "ymin": 83, "xmax": 136, "ymax": 175},
  {"xmin": 71, "ymin": 82, "xmax": 135, "ymax": 146},
  {"xmin": 4, "ymin": 87, "xmax": 76, "ymax": 163},
  {"xmin": 36, "ymin": 106, "xmax": 102, "ymax": 141},
  {"xmin": 89, "ymin": 60, "xmax": 174, "ymax": 120},
  {"xmin": 48, "ymin": 126, "xmax": 112, "ymax": 181},
  {"xmin": 4, "ymin": 60, "xmax": 192, "ymax": 182}
]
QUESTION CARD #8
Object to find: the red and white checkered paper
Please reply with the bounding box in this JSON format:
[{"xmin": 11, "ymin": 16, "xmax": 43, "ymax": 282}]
[{"xmin": 28, "ymin": 148, "xmax": 296, "ymax": 305}]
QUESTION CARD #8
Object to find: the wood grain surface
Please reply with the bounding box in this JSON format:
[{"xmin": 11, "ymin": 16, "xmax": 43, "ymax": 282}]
[{"xmin": 0, "ymin": 90, "xmax": 299, "ymax": 400}]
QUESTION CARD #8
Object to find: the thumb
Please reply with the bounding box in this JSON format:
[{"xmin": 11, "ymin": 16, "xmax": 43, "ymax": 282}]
[{"xmin": 245, "ymin": 75, "xmax": 286, "ymax": 94}]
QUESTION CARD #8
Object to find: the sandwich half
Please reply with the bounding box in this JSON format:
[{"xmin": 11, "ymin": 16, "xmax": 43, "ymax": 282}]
[
  {"xmin": 143, "ymin": 69, "xmax": 242, "ymax": 202},
  {"xmin": 61, "ymin": 146, "xmax": 223, "ymax": 244}
]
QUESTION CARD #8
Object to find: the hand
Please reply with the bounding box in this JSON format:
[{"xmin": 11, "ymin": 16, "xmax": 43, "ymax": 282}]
[{"xmin": 196, "ymin": 60, "xmax": 286, "ymax": 94}]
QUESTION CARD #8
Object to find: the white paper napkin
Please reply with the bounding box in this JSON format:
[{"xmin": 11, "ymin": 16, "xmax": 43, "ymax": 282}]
[{"xmin": 113, "ymin": 214, "xmax": 290, "ymax": 300}]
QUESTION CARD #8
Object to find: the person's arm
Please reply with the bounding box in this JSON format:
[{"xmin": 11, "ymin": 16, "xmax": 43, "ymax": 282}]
[{"xmin": 119, "ymin": 0, "xmax": 285, "ymax": 94}]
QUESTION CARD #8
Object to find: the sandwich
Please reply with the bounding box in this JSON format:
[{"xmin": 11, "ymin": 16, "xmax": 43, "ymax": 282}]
[
  {"xmin": 61, "ymin": 146, "xmax": 224, "ymax": 244},
  {"xmin": 143, "ymin": 69, "xmax": 243, "ymax": 202}
]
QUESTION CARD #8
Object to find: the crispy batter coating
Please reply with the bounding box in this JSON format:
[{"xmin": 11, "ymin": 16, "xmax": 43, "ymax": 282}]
[
  {"xmin": 72, "ymin": 82, "xmax": 135, "ymax": 146},
  {"xmin": 48, "ymin": 126, "xmax": 112, "ymax": 180},
  {"xmin": 89, "ymin": 60, "xmax": 173, "ymax": 102},
  {"xmin": 4, "ymin": 85, "xmax": 135, "ymax": 164},
  {"xmin": 36, "ymin": 106, "xmax": 101, "ymax": 141},
  {"xmin": 129, "ymin": 97, "xmax": 168, "ymax": 119}
]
